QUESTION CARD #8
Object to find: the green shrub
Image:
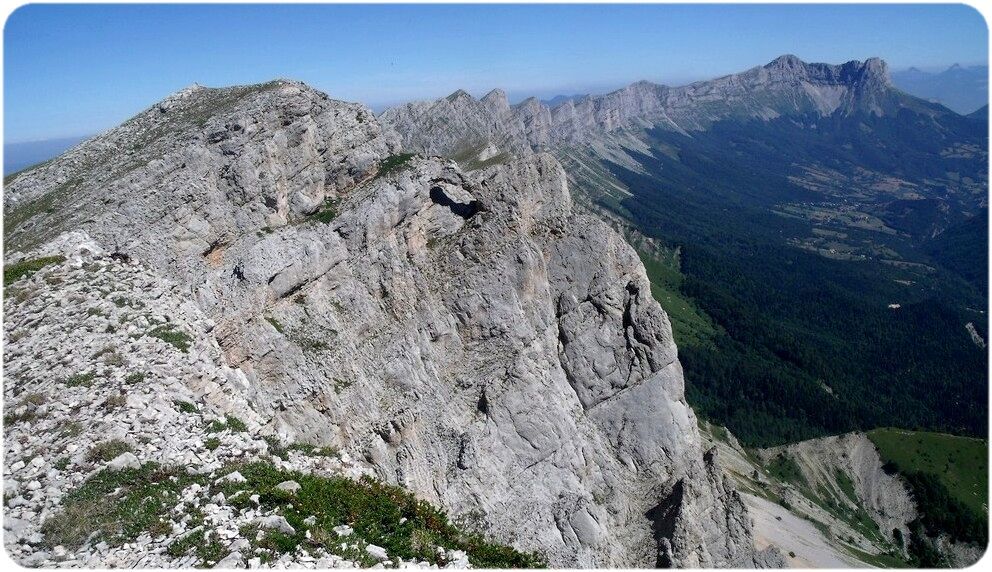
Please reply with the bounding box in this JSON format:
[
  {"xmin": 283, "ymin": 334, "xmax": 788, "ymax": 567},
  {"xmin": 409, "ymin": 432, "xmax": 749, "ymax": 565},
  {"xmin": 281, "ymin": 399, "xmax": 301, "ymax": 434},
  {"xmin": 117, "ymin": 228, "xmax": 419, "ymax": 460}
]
[
  {"xmin": 148, "ymin": 325, "xmax": 192, "ymax": 352},
  {"xmin": 308, "ymin": 197, "xmax": 340, "ymax": 224},
  {"xmin": 125, "ymin": 372, "xmax": 146, "ymax": 384},
  {"xmin": 205, "ymin": 419, "xmax": 227, "ymax": 433},
  {"xmin": 376, "ymin": 153, "xmax": 416, "ymax": 177},
  {"xmin": 166, "ymin": 528, "xmax": 229, "ymax": 565},
  {"xmin": 312, "ymin": 206, "xmax": 337, "ymax": 224},
  {"xmin": 174, "ymin": 400, "xmax": 198, "ymax": 414},
  {"xmin": 205, "ymin": 415, "xmax": 247, "ymax": 434},
  {"xmin": 66, "ymin": 372, "xmax": 96, "ymax": 388},
  {"xmin": 225, "ymin": 415, "xmax": 248, "ymax": 432},
  {"xmin": 3, "ymin": 255, "xmax": 65, "ymax": 286}
]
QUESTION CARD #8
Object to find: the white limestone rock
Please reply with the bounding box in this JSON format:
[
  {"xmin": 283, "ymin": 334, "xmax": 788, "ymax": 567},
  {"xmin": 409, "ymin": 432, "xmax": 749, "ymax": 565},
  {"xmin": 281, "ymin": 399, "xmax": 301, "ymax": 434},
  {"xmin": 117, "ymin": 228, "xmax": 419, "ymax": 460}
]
[{"xmin": 106, "ymin": 452, "xmax": 141, "ymax": 472}]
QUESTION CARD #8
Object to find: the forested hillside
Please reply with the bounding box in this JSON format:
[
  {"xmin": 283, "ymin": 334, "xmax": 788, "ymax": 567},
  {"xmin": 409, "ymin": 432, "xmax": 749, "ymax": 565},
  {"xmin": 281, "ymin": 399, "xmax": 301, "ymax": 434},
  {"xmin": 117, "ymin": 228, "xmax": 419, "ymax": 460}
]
[{"xmin": 601, "ymin": 110, "xmax": 987, "ymax": 446}]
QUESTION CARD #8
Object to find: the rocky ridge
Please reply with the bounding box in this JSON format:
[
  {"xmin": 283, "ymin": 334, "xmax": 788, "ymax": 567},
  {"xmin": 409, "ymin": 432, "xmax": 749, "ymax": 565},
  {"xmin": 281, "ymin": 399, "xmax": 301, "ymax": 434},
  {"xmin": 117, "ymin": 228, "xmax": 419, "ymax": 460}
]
[
  {"xmin": 380, "ymin": 55, "xmax": 917, "ymax": 162},
  {"xmin": 4, "ymin": 81, "xmax": 780, "ymax": 567}
]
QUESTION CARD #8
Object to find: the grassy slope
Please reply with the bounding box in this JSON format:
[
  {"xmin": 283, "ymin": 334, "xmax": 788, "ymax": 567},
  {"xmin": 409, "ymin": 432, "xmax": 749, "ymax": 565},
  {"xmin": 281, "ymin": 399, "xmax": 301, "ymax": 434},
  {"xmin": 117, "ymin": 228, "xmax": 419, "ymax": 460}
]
[
  {"xmin": 868, "ymin": 428, "xmax": 988, "ymax": 516},
  {"xmin": 636, "ymin": 248, "xmax": 717, "ymax": 349}
]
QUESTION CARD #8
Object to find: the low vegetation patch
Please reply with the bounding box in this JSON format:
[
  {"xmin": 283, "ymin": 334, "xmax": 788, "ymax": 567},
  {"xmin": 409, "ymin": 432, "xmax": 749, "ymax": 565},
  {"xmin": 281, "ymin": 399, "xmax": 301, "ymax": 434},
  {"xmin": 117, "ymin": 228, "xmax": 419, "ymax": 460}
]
[
  {"xmin": 66, "ymin": 371, "xmax": 96, "ymax": 388},
  {"xmin": 301, "ymin": 195, "xmax": 343, "ymax": 226},
  {"xmin": 764, "ymin": 452, "xmax": 807, "ymax": 487},
  {"xmin": 148, "ymin": 325, "xmax": 193, "ymax": 352},
  {"xmin": 3, "ymin": 393, "xmax": 46, "ymax": 425},
  {"xmin": 265, "ymin": 316, "xmax": 285, "ymax": 334},
  {"xmin": 166, "ymin": 527, "xmax": 229, "ymax": 565},
  {"xmin": 3, "ymin": 255, "xmax": 65, "ymax": 286},
  {"xmin": 43, "ymin": 460, "xmax": 543, "ymax": 568},
  {"xmin": 57, "ymin": 421, "xmax": 83, "ymax": 439},
  {"xmin": 376, "ymin": 153, "xmax": 416, "ymax": 178},
  {"xmin": 125, "ymin": 372, "xmax": 147, "ymax": 384},
  {"xmin": 834, "ymin": 468, "xmax": 859, "ymax": 504},
  {"xmin": 174, "ymin": 400, "xmax": 198, "ymax": 414},
  {"xmin": 216, "ymin": 462, "xmax": 544, "ymax": 567},
  {"xmin": 102, "ymin": 392, "xmax": 128, "ymax": 411},
  {"xmin": 206, "ymin": 415, "xmax": 248, "ymax": 434},
  {"xmin": 264, "ymin": 436, "xmax": 336, "ymax": 460},
  {"xmin": 95, "ymin": 345, "xmax": 126, "ymax": 366},
  {"xmin": 41, "ymin": 463, "xmax": 194, "ymax": 551}
]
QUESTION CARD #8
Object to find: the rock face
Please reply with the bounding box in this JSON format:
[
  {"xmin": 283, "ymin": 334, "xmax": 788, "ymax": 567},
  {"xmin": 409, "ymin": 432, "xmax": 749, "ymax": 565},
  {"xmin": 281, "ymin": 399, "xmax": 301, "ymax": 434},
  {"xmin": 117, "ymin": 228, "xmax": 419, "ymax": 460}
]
[
  {"xmin": 381, "ymin": 55, "xmax": 910, "ymax": 159},
  {"xmin": 759, "ymin": 432, "xmax": 918, "ymax": 551},
  {"xmin": 4, "ymin": 81, "xmax": 776, "ymax": 567}
]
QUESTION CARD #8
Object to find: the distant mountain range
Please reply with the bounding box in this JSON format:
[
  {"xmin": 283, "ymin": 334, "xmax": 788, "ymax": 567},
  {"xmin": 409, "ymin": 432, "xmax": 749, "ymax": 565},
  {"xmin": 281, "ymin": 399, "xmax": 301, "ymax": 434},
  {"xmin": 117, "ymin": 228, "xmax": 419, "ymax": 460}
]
[
  {"xmin": 891, "ymin": 63, "xmax": 988, "ymax": 114},
  {"xmin": 383, "ymin": 55, "xmax": 942, "ymax": 157}
]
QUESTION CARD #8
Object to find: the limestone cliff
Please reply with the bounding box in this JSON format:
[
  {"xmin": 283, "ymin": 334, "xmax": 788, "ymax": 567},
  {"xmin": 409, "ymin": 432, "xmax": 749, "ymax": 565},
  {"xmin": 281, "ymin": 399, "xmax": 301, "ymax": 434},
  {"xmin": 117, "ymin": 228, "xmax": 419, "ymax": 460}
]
[{"xmin": 4, "ymin": 80, "xmax": 779, "ymax": 567}]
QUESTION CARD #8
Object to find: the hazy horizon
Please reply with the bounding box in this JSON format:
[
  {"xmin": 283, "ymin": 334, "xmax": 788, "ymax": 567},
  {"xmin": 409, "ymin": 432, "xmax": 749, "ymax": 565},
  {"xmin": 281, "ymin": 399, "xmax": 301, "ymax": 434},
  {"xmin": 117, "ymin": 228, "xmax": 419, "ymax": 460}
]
[{"xmin": 4, "ymin": 3, "xmax": 987, "ymax": 144}]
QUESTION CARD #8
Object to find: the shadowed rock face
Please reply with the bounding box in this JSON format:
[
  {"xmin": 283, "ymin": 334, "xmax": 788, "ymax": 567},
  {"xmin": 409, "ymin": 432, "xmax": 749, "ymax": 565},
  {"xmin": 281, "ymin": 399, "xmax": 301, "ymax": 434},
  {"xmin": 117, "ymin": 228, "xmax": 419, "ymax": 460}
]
[
  {"xmin": 4, "ymin": 81, "xmax": 779, "ymax": 567},
  {"xmin": 380, "ymin": 55, "xmax": 910, "ymax": 159}
]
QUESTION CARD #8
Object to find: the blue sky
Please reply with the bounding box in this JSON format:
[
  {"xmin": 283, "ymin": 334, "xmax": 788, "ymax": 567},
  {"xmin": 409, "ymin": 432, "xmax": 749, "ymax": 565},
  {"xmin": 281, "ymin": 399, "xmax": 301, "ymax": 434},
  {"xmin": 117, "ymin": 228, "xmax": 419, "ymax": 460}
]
[{"xmin": 4, "ymin": 3, "xmax": 988, "ymax": 142}]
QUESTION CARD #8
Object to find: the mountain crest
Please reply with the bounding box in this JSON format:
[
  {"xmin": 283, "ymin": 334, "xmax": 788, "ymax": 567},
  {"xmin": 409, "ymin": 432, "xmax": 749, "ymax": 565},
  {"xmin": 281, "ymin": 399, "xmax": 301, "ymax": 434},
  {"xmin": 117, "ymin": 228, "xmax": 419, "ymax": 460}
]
[
  {"xmin": 852, "ymin": 56, "xmax": 890, "ymax": 85},
  {"xmin": 445, "ymin": 88, "xmax": 474, "ymax": 103},
  {"xmin": 383, "ymin": 54, "xmax": 934, "ymax": 158},
  {"xmin": 766, "ymin": 53, "xmax": 804, "ymax": 69},
  {"xmin": 481, "ymin": 88, "xmax": 510, "ymax": 112}
]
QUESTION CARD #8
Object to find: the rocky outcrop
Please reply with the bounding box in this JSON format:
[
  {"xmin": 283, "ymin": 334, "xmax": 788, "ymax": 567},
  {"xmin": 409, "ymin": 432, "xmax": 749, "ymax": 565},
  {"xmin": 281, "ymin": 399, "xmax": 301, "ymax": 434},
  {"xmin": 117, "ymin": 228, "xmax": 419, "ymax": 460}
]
[
  {"xmin": 759, "ymin": 432, "xmax": 918, "ymax": 550},
  {"xmin": 1, "ymin": 237, "xmax": 476, "ymax": 568},
  {"xmin": 4, "ymin": 81, "xmax": 777, "ymax": 567},
  {"xmin": 697, "ymin": 422, "xmax": 990, "ymax": 568},
  {"xmin": 381, "ymin": 55, "xmax": 919, "ymax": 160},
  {"xmin": 4, "ymin": 80, "xmax": 395, "ymax": 256}
]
